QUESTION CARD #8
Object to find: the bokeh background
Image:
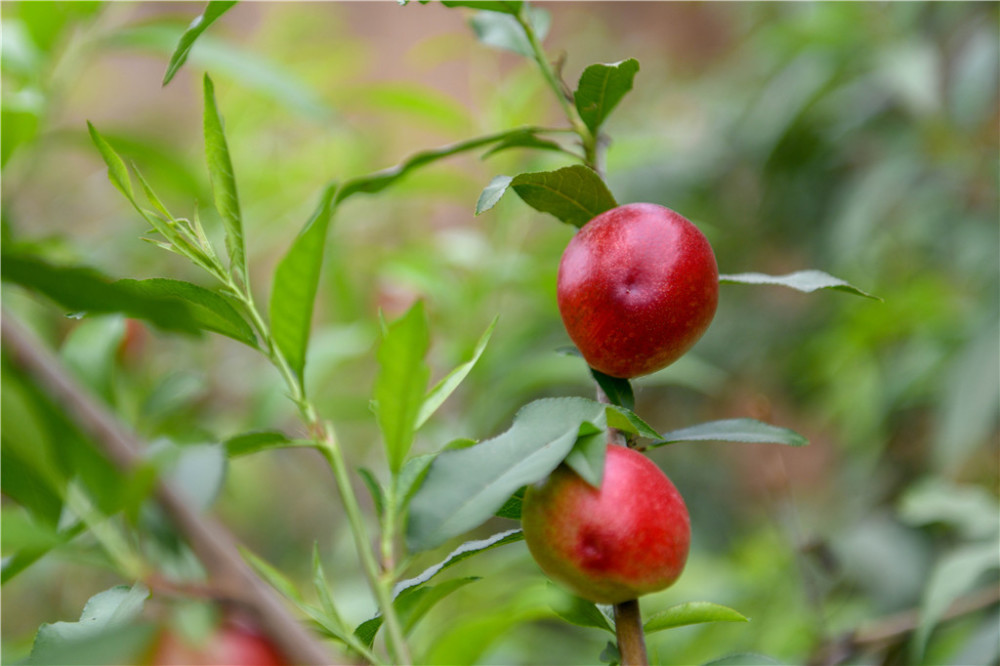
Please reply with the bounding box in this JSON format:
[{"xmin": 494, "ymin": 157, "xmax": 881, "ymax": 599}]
[{"xmin": 2, "ymin": 2, "xmax": 998, "ymax": 665}]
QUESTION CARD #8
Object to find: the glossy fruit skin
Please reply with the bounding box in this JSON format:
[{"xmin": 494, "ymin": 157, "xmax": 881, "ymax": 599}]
[
  {"xmin": 521, "ymin": 445, "xmax": 690, "ymax": 604},
  {"xmin": 557, "ymin": 203, "xmax": 718, "ymax": 378},
  {"xmin": 147, "ymin": 622, "xmax": 287, "ymax": 666}
]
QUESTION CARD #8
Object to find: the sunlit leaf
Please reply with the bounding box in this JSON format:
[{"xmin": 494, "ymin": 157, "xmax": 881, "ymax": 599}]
[
  {"xmin": 510, "ymin": 165, "xmax": 617, "ymax": 228},
  {"xmin": 87, "ymin": 122, "xmax": 134, "ymax": 202},
  {"xmin": 395, "ymin": 529, "xmax": 523, "ymax": 597},
  {"xmin": 163, "ymin": 1, "xmax": 238, "ymax": 86},
  {"xmin": 719, "ymin": 270, "xmax": 880, "ymax": 300},
  {"xmin": 643, "ymin": 601, "xmax": 748, "ymax": 634},
  {"xmin": 574, "ymin": 59, "xmax": 640, "ymax": 135},
  {"xmin": 407, "ymin": 397, "xmax": 606, "ymax": 551},
  {"xmin": 416, "ymin": 316, "xmax": 497, "ymax": 429},
  {"xmin": 269, "ymin": 184, "xmax": 338, "ymax": 379},
  {"xmin": 356, "ymin": 577, "xmax": 480, "ymax": 647},
  {"xmin": 374, "ymin": 301, "xmax": 430, "ymax": 473},
  {"xmin": 476, "ymin": 175, "xmax": 513, "ymax": 215},
  {"xmin": 549, "ymin": 586, "xmax": 614, "ymax": 634},
  {"xmin": 468, "ymin": 7, "xmax": 549, "ymax": 57},
  {"xmin": 224, "ymin": 430, "xmax": 315, "ymax": 457}
]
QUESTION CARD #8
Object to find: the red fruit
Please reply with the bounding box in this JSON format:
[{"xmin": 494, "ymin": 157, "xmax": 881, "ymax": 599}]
[
  {"xmin": 557, "ymin": 203, "xmax": 718, "ymax": 378},
  {"xmin": 148, "ymin": 621, "xmax": 287, "ymax": 666},
  {"xmin": 521, "ymin": 444, "xmax": 690, "ymax": 604}
]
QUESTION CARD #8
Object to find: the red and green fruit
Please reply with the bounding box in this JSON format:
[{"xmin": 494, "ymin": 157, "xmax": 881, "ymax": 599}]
[
  {"xmin": 521, "ymin": 444, "xmax": 691, "ymax": 604},
  {"xmin": 147, "ymin": 620, "xmax": 287, "ymax": 666},
  {"xmin": 557, "ymin": 203, "xmax": 719, "ymax": 378}
]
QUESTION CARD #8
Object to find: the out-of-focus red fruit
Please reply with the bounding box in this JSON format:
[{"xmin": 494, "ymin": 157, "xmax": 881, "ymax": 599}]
[
  {"xmin": 557, "ymin": 203, "xmax": 718, "ymax": 378},
  {"xmin": 521, "ymin": 444, "xmax": 691, "ymax": 604},
  {"xmin": 147, "ymin": 621, "xmax": 287, "ymax": 666}
]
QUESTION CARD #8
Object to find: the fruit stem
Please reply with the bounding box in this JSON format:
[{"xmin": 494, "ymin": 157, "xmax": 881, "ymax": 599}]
[{"xmin": 614, "ymin": 599, "xmax": 649, "ymax": 666}]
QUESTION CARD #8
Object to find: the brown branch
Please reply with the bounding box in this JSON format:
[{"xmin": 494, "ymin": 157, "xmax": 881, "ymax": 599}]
[
  {"xmin": 614, "ymin": 599, "xmax": 649, "ymax": 666},
  {"xmin": 1, "ymin": 311, "xmax": 333, "ymax": 666}
]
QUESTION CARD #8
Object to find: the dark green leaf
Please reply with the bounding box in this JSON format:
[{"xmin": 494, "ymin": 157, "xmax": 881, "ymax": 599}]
[
  {"xmin": 652, "ymin": 418, "xmax": 808, "ymax": 448},
  {"xmin": 476, "ymin": 175, "xmax": 513, "ymax": 215},
  {"xmin": 549, "ymin": 586, "xmax": 615, "ymax": 634},
  {"xmin": 495, "ymin": 487, "xmax": 524, "ymax": 520},
  {"xmin": 510, "ymin": 165, "xmax": 617, "ymax": 228},
  {"xmin": 357, "ymin": 577, "xmax": 480, "ymax": 647},
  {"xmin": 117, "ymin": 278, "xmax": 256, "ymax": 346},
  {"xmin": 406, "ymin": 397, "xmax": 606, "ymax": 551},
  {"xmin": 395, "ymin": 529, "xmax": 524, "ymax": 597},
  {"xmin": 469, "ymin": 6, "xmax": 549, "ymax": 57},
  {"xmin": 574, "ymin": 59, "xmax": 640, "ymax": 135},
  {"xmin": 416, "ymin": 315, "xmax": 497, "ymax": 429},
  {"xmin": 600, "ymin": 641, "xmax": 621, "ymax": 665},
  {"xmin": 203, "ymin": 74, "xmax": 245, "ymax": 277},
  {"xmin": 269, "ymin": 184, "xmax": 338, "ymax": 379},
  {"xmin": 223, "ymin": 430, "xmax": 313, "ymax": 457},
  {"xmin": 358, "ymin": 468, "xmax": 386, "ymax": 519},
  {"xmin": 702, "ymin": 654, "xmax": 784, "ymax": 666},
  {"xmin": 591, "ymin": 369, "xmax": 634, "ymax": 410},
  {"xmin": 162, "ymin": 1, "xmax": 238, "ymax": 86},
  {"xmin": 373, "ymin": 301, "xmax": 430, "ymax": 474},
  {"xmin": 481, "ymin": 131, "xmax": 564, "ymax": 159},
  {"xmin": 396, "ymin": 453, "xmax": 437, "ymax": 515},
  {"xmin": 643, "ymin": 601, "xmax": 749, "ymax": 634},
  {"xmin": 0, "ymin": 252, "xmax": 204, "ymax": 336},
  {"xmin": 719, "ymin": 270, "xmax": 880, "ymax": 300}
]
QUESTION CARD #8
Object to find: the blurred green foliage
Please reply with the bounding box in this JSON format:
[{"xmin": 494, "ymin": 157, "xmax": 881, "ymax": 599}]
[{"xmin": 2, "ymin": 2, "xmax": 997, "ymax": 665}]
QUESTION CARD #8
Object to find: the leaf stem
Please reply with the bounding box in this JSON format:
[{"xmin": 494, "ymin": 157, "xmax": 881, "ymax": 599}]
[{"xmin": 614, "ymin": 599, "xmax": 649, "ymax": 666}]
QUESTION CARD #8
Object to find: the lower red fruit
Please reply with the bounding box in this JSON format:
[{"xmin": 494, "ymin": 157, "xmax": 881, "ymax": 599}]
[
  {"xmin": 521, "ymin": 444, "xmax": 690, "ymax": 604},
  {"xmin": 557, "ymin": 203, "xmax": 719, "ymax": 378},
  {"xmin": 147, "ymin": 620, "xmax": 287, "ymax": 666}
]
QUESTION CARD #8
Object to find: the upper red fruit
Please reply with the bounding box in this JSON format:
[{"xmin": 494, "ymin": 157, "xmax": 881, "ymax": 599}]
[
  {"xmin": 557, "ymin": 203, "xmax": 718, "ymax": 378},
  {"xmin": 521, "ymin": 444, "xmax": 691, "ymax": 604}
]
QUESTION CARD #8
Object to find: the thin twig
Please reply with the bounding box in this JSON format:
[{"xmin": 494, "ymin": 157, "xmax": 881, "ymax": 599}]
[{"xmin": 1, "ymin": 310, "xmax": 333, "ymax": 666}]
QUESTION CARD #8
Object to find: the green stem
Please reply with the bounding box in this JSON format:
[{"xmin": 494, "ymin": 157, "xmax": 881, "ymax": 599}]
[
  {"xmin": 65, "ymin": 482, "xmax": 147, "ymax": 581},
  {"xmin": 516, "ymin": 9, "xmax": 600, "ymax": 172}
]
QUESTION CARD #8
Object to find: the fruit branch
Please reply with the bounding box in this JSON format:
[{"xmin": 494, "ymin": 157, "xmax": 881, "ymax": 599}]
[
  {"xmin": 614, "ymin": 599, "xmax": 649, "ymax": 666},
  {"xmin": 0, "ymin": 310, "xmax": 333, "ymax": 666}
]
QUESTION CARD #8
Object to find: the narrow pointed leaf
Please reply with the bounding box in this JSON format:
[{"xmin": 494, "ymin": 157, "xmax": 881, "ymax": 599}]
[
  {"xmin": 269, "ymin": 184, "xmax": 338, "ymax": 379},
  {"xmin": 203, "ymin": 74, "xmax": 245, "ymax": 276},
  {"xmin": 549, "ymin": 587, "xmax": 615, "ymax": 634},
  {"xmin": 510, "ymin": 165, "xmax": 617, "ymax": 228},
  {"xmin": 356, "ymin": 577, "xmax": 480, "ymax": 647},
  {"xmin": 605, "ymin": 405, "xmax": 661, "ymax": 440},
  {"xmin": 374, "ymin": 301, "xmax": 431, "ymax": 473},
  {"xmin": 406, "ymin": 397, "xmax": 606, "ymax": 551},
  {"xmin": 562, "ymin": 419, "xmax": 608, "ymax": 488},
  {"xmin": 574, "ymin": 59, "xmax": 640, "ymax": 135},
  {"xmin": 644, "ymin": 601, "xmax": 748, "ymax": 634},
  {"xmin": 116, "ymin": 278, "xmax": 256, "ymax": 346},
  {"xmin": 394, "ymin": 529, "xmax": 524, "ymax": 597},
  {"xmin": 651, "ymin": 418, "xmax": 808, "ymax": 448},
  {"xmin": 441, "ymin": 0, "xmax": 523, "ymax": 14},
  {"xmin": 591, "ymin": 368, "xmax": 634, "ymax": 410},
  {"xmin": 357, "ymin": 468, "xmax": 386, "ymax": 519},
  {"xmin": 240, "ymin": 546, "xmax": 304, "ymax": 603},
  {"xmin": 416, "ymin": 316, "xmax": 497, "ymax": 429},
  {"xmin": 87, "ymin": 122, "xmax": 135, "ymax": 202},
  {"xmin": 720, "ymin": 270, "xmax": 880, "ymax": 300},
  {"xmin": 163, "ymin": 1, "xmax": 238, "ymax": 86},
  {"xmin": 223, "ymin": 430, "xmax": 315, "ymax": 457}
]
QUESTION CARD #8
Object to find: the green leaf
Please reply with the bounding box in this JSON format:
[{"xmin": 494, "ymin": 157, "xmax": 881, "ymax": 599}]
[
  {"xmin": 468, "ymin": 7, "xmax": 549, "ymax": 57},
  {"xmin": 358, "ymin": 468, "xmax": 386, "ymax": 520},
  {"xmin": 651, "ymin": 418, "xmax": 808, "ymax": 448},
  {"xmin": 441, "ymin": 0, "xmax": 523, "ymax": 15},
  {"xmin": 240, "ymin": 546, "xmax": 304, "ymax": 603},
  {"xmin": 396, "ymin": 453, "xmax": 437, "ymax": 515},
  {"xmin": 574, "ymin": 59, "xmax": 640, "ymax": 135},
  {"xmin": 495, "ymin": 488, "xmax": 524, "ymax": 520},
  {"xmin": 269, "ymin": 184, "xmax": 338, "ymax": 379},
  {"xmin": 311, "ymin": 543, "xmax": 345, "ymax": 632},
  {"xmin": 356, "ymin": 577, "xmax": 481, "ymax": 647},
  {"xmin": 562, "ymin": 419, "xmax": 608, "ymax": 489},
  {"xmin": 591, "ymin": 369, "xmax": 634, "ymax": 411},
  {"xmin": 374, "ymin": 301, "xmax": 431, "ymax": 474},
  {"xmin": 643, "ymin": 601, "xmax": 749, "ymax": 634},
  {"xmin": 605, "ymin": 406, "xmax": 661, "ymax": 440},
  {"xmin": 223, "ymin": 430, "xmax": 314, "ymax": 457},
  {"xmin": 87, "ymin": 122, "xmax": 135, "ymax": 202},
  {"xmin": 395, "ymin": 529, "xmax": 524, "ymax": 598},
  {"xmin": 406, "ymin": 397, "xmax": 606, "ymax": 551},
  {"xmin": 1, "ymin": 507, "xmax": 64, "ymax": 555},
  {"xmin": 203, "ymin": 74, "xmax": 245, "ymax": 277},
  {"xmin": 548, "ymin": 586, "xmax": 615, "ymax": 634},
  {"xmin": 0, "ymin": 252, "xmax": 205, "ymax": 336},
  {"xmin": 898, "ymin": 478, "xmax": 1000, "ymax": 540},
  {"xmin": 719, "ymin": 270, "xmax": 880, "ymax": 300},
  {"xmin": 476, "ymin": 175, "xmax": 513, "ymax": 215},
  {"xmin": 510, "ymin": 165, "xmax": 617, "ymax": 228},
  {"xmin": 481, "ymin": 131, "xmax": 564, "ymax": 159},
  {"xmin": 60, "ymin": 315, "xmax": 125, "ymax": 402},
  {"xmin": 162, "ymin": 1, "xmax": 238, "ymax": 86},
  {"xmin": 117, "ymin": 278, "xmax": 256, "ymax": 346},
  {"xmin": 702, "ymin": 654, "xmax": 784, "ymax": 666},
  {"xmin": 914, "ymin": 542, "xmax": 1000, "ymax": 659},
  {"xmin": 416, "ymin": 316, "xmax": 497, "ymax": 429},
  {"xmin": 29, "ymin": 583, "xmax": 150, "ymax": 664}
]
